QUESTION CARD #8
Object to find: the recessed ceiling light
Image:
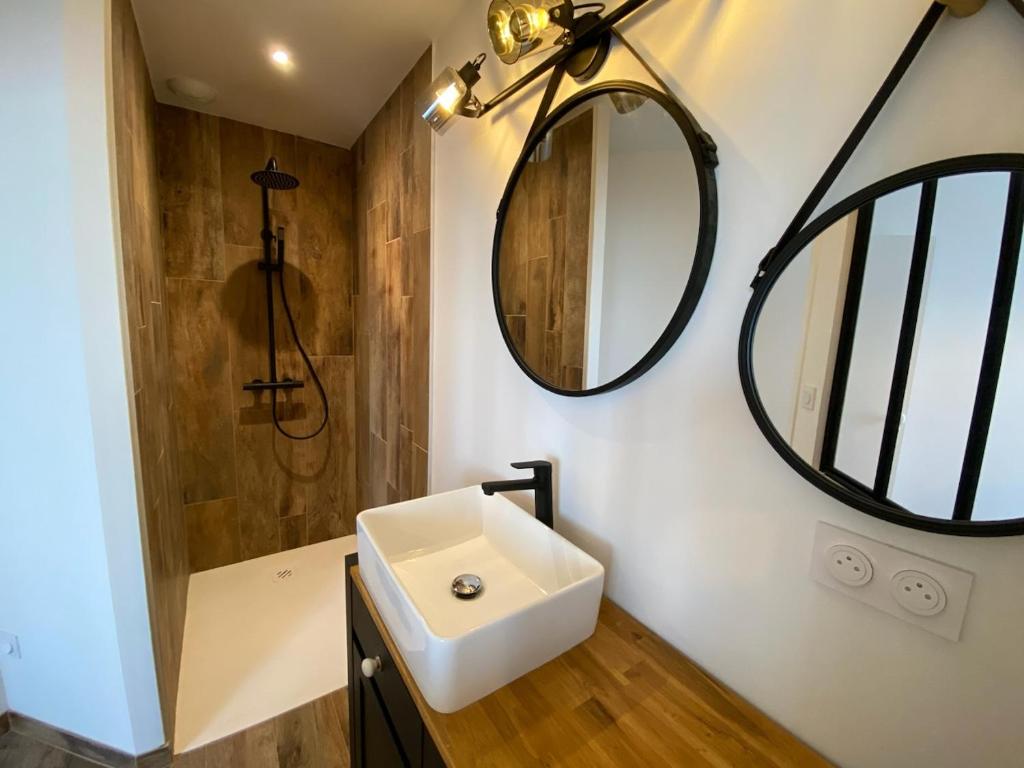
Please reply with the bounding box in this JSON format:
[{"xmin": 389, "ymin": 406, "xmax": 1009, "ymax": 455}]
[{"xmin": 271, "ymin": 49, "xmax": 291, "ymax": 67}]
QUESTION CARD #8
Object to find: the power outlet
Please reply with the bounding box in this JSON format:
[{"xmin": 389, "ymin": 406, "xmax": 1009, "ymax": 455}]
[
  {"xmin": 891, "ymin": 570, "xmax": 946, "ymax": 616},
  {"xmin": 811, "ymin": 522, "xmax": 973, "ymax": 642},
  {"xmin": 825, "ymin": 544, "xmax": 873, "ymax": 586}
]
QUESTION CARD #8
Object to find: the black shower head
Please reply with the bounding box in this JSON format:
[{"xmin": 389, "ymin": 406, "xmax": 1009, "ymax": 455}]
[{"xmin": 251, "ymin": 157, "xmax": 299, "ymax": 190}]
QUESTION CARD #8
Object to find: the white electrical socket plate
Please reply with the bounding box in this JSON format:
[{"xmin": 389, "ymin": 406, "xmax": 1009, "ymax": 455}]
[{"xmin": 811, "ymin": 522, "xmax": 973, "ymax": 642}]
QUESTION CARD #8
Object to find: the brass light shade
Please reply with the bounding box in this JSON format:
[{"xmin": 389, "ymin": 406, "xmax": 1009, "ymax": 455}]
[{"xmin": 487, "ymin": 0, "xmax": 573, "ymax": 65}]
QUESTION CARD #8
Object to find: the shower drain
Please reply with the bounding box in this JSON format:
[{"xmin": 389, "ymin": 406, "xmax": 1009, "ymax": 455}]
[{"xmin": 272, "ymin": 568, "xmax": 294, "ymax": 582}]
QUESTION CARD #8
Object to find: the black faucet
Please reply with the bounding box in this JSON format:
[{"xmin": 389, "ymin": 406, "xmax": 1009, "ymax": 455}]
[{"xmin": 481, "ymin": 461, "xmax": 554, "ymax": 528}]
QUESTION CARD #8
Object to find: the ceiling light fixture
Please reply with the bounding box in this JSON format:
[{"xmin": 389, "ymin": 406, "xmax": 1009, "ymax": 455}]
[
  {"xmin": 270, "ymin": 48, "xmax": 293, "ymax": 71},
  {"xmin": 423, "ymin": 0, "xmax": 657, "ymax": 135}
]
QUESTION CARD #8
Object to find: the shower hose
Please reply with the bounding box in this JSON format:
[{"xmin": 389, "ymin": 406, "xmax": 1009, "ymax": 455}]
[{"xmin": 271, "ymin": 235, "xmax": 329, "ymax": 441}]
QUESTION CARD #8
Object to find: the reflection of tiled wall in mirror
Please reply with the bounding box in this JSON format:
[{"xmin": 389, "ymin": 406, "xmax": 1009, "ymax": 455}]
[{"xmin": 498, "ymin": 110, "xmax": 594, "ymax": 390}]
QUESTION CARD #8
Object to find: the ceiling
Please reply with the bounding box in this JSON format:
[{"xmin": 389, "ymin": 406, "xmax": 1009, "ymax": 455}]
[{"xmin": 132, "ymin": 0, "xmax": 465, "ymax": 148}]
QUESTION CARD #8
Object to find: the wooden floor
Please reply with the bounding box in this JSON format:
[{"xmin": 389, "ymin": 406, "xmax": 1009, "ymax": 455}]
[
  {"xmin": 0, "ymin": 730, "xmax": 99, "ymax": 768},
  {"xmin": 173, "ymin": 690, "xmax": 349, "ymax": 768},
  {"xmin": 0, "ymin": 690, "xmax": 349, "ymax": 768}
]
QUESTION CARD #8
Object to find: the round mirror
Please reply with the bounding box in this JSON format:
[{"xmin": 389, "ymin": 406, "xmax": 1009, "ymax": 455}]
[
  {"xmin": 493, "ymin": 81, "xmax": 717, "ymax": 396},
  {"xmin": 741, "ymin": 155, "xmax": 1024, "ymax": 536}
]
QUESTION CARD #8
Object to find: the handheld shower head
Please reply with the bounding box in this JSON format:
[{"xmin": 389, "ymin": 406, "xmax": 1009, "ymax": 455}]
[{"xmin": 250, "ymin": 157, "xmax": 299, "ymax": 190}]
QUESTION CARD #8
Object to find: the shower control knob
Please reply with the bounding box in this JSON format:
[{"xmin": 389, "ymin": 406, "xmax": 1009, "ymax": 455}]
[{"xmin": 361, "ymin": 656, "xmax": 382, "ymax": 679}]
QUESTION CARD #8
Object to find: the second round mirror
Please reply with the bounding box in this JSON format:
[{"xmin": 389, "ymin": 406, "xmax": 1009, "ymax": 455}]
[{"xmin": 493, "ymin": 81, "xmax": 717, "ymax": 395}]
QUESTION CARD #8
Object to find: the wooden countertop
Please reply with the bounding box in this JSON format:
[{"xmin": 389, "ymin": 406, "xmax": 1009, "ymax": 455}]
[{"xmin": 352, "ymin": 567, "xmax": 831, "ymax": 767}]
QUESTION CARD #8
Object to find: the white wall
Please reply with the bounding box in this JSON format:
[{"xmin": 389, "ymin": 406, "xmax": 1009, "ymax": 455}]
[
  {"xmin": 0, "ymin": 0, "xmax": 163, "ymax": 754},
  {"xmin": 599, "ymin": 100, "xmax": 699, "ymax": 382},
  {"xmin": 431, "ymin": 2, "xmax": 1024, "ymax": 766}
]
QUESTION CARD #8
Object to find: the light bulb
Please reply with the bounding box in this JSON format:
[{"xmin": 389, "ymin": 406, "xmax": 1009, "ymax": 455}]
[
  {"xmin": 487, "ymin": 1, "xmax": 570, "ymax": 65},
  {"xmin": 419, "ymin": 59, "xmax": 483, "ymax": 134},
  {"xmin": 436, "ymin": 83, "xmax": 463, "ymax": 113},
  {"xmin": 510, "ymin": 5, "xmax": 551, "ymax": 42}
]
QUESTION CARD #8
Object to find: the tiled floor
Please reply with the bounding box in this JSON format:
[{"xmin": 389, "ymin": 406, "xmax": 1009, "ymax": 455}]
[{"xmin": 0, "ymin": 690, "xmax": 349, "ymax": 768}]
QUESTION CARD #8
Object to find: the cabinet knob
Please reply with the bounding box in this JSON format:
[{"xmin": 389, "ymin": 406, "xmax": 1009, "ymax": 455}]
[{"xmin": 361, "ymin": 656, "xmax": 382, "ymax": 679}]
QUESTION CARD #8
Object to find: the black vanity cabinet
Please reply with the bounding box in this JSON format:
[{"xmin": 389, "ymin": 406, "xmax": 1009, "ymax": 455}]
[{"xmin": 345, "ymin": 554, "xmax": 446, "ymax": 768}]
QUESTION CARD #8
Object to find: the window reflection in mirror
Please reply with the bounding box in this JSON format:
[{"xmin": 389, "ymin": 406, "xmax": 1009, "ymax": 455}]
[
  {"xmin": 754, "ymin": 170, "xmax": 1022, "ymax": 523},
  {"xmin": 496, "ymin": 90, "xmax": 700, "ymax": 391}
]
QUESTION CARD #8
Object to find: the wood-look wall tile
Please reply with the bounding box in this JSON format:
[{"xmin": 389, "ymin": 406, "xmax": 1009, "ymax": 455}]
[
  {"xmin": 304, "ymin": 356, "xmax": 356, "ymax": 543},
  {"xmin": 156, "ymin": 104, "xmax": 225, "ymax": 279},
  {"xmin": 234, "ymin": 429, "xmax": 280, "ymax": 561},
  {"xmin": 383, "ymin": 240, "xmax": 402, "ymax": 490},
  {"xmin": 398, "ymin": 426, "xmax": 413, "ymax": 502},
  {"xmin": 409, "ymin": 229, "xmax": 430, "ymax": 447},
  {"xmin": 353, "ymin": 48, "xmax": 431, "ymax": 510},
  {"xmin": 525, "ymin": 257, "xmax": 550, "ymax": 373},
  {"xmin": 499, "ymin": 108, "xmax": 592, "ymax": 388},
  {"xmin": 280, "ymin": 514, "xmax": 308, "ymax": 551},
  {"xmin": 546, "ymin": 216, "xmax": 566, "ymax": 333},
  {"xmin": 562, "ymin": 366, "xmax": 584, "ymax": 391},
  {"xmin": 219, "ymin": 119, "xmax": 266, "ymax": 248},
  {"xmin": 561, "ymin": 111, "xmax": 593, "ymax": 371},
  {"xmin": 364, "ymin": 205, "xmax": 387, "ymax": 440},
  {"xmin": 296, "ymin": 139, "xmax": 354, "ymax": 357},
  {"xmin": 367, "ymin": 434, "xmax": 389, "ymax": 510},
  {"xmin": 363, "ymin": 113, "xmax": 386, "ymax": 211},
  {"xmin": 405, "ymin": 52, "xmax": 432, "ymax": 238},
  {"xmin": 352, "ymin": 137, "xmax": 367, "ymax": 299},
  {"xmin": 353, "ymin": 295, "xmax": 370, "ymax": 506},
  {"xmin": 544, "ymin": 330, "xmax": 563, "ymax": 386},
  {"xmin": 412, "ymin": 443, "xmax": 429, "ymax": 499},
  {"xmin": 399, "ymin": 50, "xmax": 432, "ymax": 151},
  {"xmin": 223, "ymin": 244, "xmax": 268, "ymax": 400},
  {"xmin": 185, "ymin": 498, "xmax": 241, "ymax": 572},
  {"xmin": 384, "ymin": 96, "xmax": 403, "ymax": 242},
  {"xmin": 222, "ymin": 243, "xmax": 305, "ymax": 417},
  {"xmin": 498, "ymin": 183, "xmax": 529, "ymax": 317},
  {"xmin": 136, "ymin": 126, "xmax": 166, "ymax": 323},
  {"xmin": 166, "ymin": 277, "xmax": 238, "ymax": 504},
  {"xmin": 400, "ymin": 143, "xmax": 429, "ymax": 239},
  {"xmin": 506, "ymin": 314, "xmax": 526, "ymax": 351}
]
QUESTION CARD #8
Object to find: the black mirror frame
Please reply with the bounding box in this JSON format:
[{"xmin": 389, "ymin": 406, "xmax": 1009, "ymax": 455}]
[
  {"xmin": 739, "ymin": 153, "xmax": 1024, "ymax": 537},
  {"xmin": 492, "ymin": 79, "xmax": 719, "ymax": 397}
]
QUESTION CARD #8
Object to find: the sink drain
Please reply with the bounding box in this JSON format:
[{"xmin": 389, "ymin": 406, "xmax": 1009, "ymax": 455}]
[
  {"xmin": 272, "ymin": 567, "xmax": 294, "ymax": 583},
  {"xmin": 451, "ymin": 574, "xmax": 483, "ymax": 600}
]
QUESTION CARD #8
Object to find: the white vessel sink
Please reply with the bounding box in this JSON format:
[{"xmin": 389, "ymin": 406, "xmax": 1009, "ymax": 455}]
[{"xmin": 356, "ymin": 486, "xmax": 605, "ymax": 713}]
